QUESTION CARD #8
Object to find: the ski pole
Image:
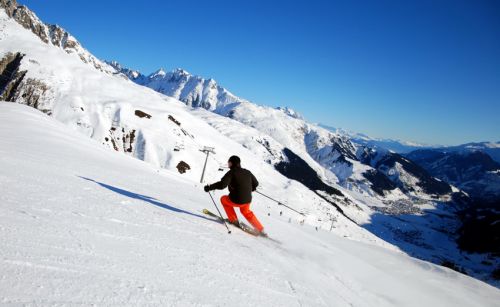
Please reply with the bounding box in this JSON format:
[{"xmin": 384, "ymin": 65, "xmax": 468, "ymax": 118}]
[
  {"xmin": 255, "ymin": 190, "xmax": 305, "ymax": 216},
  {"xmin": 208, "ymin": 191, "xmax": 231, "ymax": 234}
]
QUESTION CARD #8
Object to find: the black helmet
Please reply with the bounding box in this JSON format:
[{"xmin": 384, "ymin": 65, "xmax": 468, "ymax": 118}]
[{"xmin": 228, "ymin": 155, "xmax": 241, "ymax": 168}]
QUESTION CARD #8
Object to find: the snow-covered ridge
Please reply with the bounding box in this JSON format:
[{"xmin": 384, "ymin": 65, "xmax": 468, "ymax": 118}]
[
  {"xmin": 109, "ymin": 61, "xmax": 306, "ymax": 122},
  {"xmin": 0, "ymin": 0, "xmax": 115, "ymax": 73},
  {"xmin": 460, "ymin": 142, "xmax": 500, "ymax": 149},
  {"xmin": 406, "ymin": 149, "xmax": 500, "ymax": 200},
  {"xmin": 319, "ymin": 123, "xmax": 435, "ymax": 153},
  {"xmin": 444, "ymin": 142, "xmax": 500, "ymax": 164},
  {"xmin": 107, "ymin": 61, "xmax": 248, "ymax": 114}
]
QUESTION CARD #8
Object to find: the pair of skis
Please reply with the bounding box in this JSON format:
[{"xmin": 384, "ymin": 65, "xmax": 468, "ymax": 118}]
[
  {"xmin": 202, "ymin": 208, "xmax": 280, "ymax": 244},
  {"xmin": 202, "ymin": 208, "xmax": 261, "ymax": 236}
]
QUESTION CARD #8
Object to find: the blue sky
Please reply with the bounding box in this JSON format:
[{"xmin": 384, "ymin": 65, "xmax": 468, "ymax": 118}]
[{"xmin": 22, "ymin": 0, "xmax": 499, "ymax": 145}]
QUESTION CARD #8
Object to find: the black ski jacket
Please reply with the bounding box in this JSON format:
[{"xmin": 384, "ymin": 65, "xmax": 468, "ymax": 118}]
[{"xmin": 208, "ymin": 167, "xmax": 258, "ymax": 204}]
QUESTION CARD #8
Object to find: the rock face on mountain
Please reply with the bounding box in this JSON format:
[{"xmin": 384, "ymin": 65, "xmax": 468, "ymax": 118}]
[
  {"xmin": 0, "ymin": 52, "xmax": 26, "ymax": 100},
  {"xmin": 0, "ymin": 52, "xmax": 51, "ymax": 112}
]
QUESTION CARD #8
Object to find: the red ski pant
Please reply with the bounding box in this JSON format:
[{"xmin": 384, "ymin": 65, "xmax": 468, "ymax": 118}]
[{"xmin": 220, "ymin": 195, "xmax": 264, "ymax": 231}]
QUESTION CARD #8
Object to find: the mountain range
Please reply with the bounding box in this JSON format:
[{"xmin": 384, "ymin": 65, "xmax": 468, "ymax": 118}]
[
  {"xmin": 0, "ymin": 0, "xmax": 498, "ymax": 293},
  {"xmin": 109, "ymin": 58, "xmax": 500, "ymax": 201}
]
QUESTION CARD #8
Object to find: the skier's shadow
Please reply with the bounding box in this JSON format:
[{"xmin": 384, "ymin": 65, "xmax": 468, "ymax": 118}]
[{"xmin": 78, "ymin": 176, "xmax": 214, "ymax": 222}]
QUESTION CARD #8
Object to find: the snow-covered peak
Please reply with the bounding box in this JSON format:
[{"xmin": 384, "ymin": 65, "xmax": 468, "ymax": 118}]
[
  {"xmin": 318, "ymin": 123, "xmax": 442, "ymax": 153},
  {"xmin": 0, "ymin": 0, "xmax": 115, "ymax": 74},
  {"xmin": 462, "ymin": 141, "xmax": 500, "ymax": 149},
  {"xmin": 116, "ymin": 66, "xmax": 246, "ymax": 113},
  {"xmin": 275, "ymin": 106, "xmax": 304, "ymax": 120},
  {"xmin": 172, "ymin": 67, "xmax": 190, "ymax": 76},
  {"xmin": 150, "ymin": 67, "xmax": 167, "ymax": 78},
  {"xmin": 107, "ymin": 60, "xmax": 123, "ymax": 70},
  {"xmin": 105, "ymin": 60, "xmax": 144, "ymax": 81},
  {"xmin": 146, "ymin": 68, "xmax": 191, "ymax": 80},
  {"xmin": 406, "ymin": 141, "xmax": 500, "ymax": 164}
]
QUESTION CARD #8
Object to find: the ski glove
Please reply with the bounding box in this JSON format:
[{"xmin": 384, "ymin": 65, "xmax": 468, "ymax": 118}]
[{"xmin": 204, "ymin": 185, "xmax": 210, "ymax": 192}]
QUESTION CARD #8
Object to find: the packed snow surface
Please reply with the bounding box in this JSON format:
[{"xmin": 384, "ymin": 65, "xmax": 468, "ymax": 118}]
[{"xmin": 1, "ymin": 103, "xmax": 499, "ymax": 306}]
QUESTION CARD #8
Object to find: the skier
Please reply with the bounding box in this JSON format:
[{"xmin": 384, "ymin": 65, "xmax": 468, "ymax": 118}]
[{"xmin": 204, "ymin": 155, "xmax": 266, "ymax": 236}]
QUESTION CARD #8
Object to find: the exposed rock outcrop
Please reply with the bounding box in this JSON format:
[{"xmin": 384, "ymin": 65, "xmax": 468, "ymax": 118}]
[
  {"xmin": 176, "ymin": 161, "xmax": 191, "ymax": 174},
  {"xmin": 0, "ymin": 52, "xmax": 26, "ymax": 101},
  {"xmin": 0, "ymin": 52, "xmax": 51, "ymax": 112},
  {"xmin": 168, "ymin": 115, "xmax": 181, "ymax": 126},
  {"xmin": 105, "ymin": 126, "xmax": 136, "ymax": 153},
  {"xmin": 135, "ymin": 110, "xmax": 152, "ymax": 119}
]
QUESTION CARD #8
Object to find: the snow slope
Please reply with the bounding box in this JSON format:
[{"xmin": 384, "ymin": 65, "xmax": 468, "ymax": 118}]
[
  {"xmin": 2, "ymin": 103, "xmax": 500, "ymax": 306},
  {"xmin": 1, "ymin": 0, "xmax": 497, "ymax": 287}
]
